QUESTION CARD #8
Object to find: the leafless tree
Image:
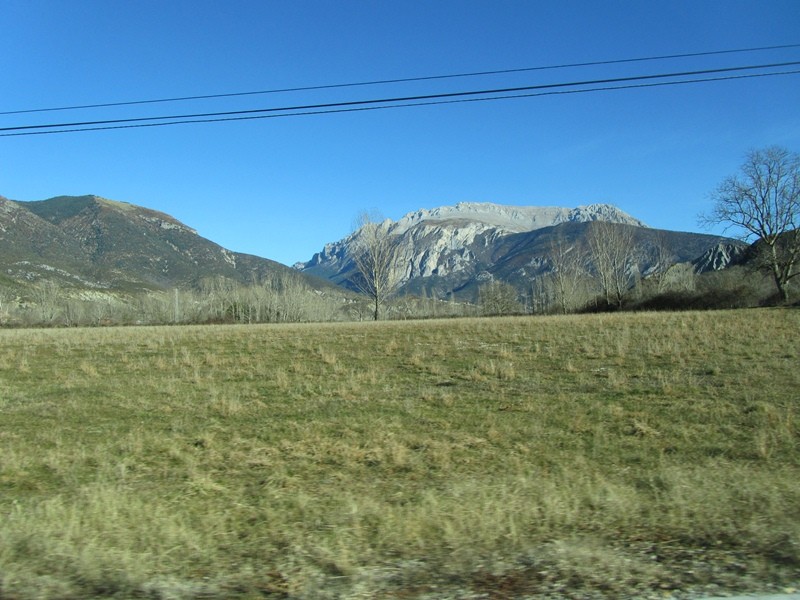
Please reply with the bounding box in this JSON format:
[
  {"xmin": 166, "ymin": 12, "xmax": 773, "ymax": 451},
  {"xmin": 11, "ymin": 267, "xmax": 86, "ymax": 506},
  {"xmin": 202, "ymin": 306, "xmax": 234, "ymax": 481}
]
[
  {"xmin": 0, "ymin": 287, "xmax": 11, "ymax": 325},
  {"xmin": 547, "ymin": 234, "xmax": 589, "ymax": 314},
  {"xmin": 479, "ymin": 280, "xmax": 523, "ymax": 316},
  {"xmin": 587, "ymin": 221, "xmax": 641, "ymax": 308},
  {"xmin": 30, "ymin": 280, "xmax": 62, "ymax": 324},
  {"xmin": 700, "ymin": 146, "xmax": 800, "ymax": 302},
  {"xmin": 659, "ymin": 262, "xmax": 696, "ymax": 293},
  {"xmin": 646, "ymin": 231, "xmax": 678, "ymax": 294},
  {"xmin": 349, "ymin": 211, "xmax": 402, "ymax": 320}
]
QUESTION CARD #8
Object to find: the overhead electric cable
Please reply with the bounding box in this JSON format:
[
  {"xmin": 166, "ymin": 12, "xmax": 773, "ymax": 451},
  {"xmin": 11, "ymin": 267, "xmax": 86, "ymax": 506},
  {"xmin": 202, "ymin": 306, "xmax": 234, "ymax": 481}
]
[
  {"xmin": 2, "ymin": 68, "xmax": 798, "ymax": 137},
  {"xmin": 2, "ymin": 60, "xmax": 798, "ymax": 134},
  {"xmin": 1, "ymin": 42, "xmax": 799, "ymax": 116}
]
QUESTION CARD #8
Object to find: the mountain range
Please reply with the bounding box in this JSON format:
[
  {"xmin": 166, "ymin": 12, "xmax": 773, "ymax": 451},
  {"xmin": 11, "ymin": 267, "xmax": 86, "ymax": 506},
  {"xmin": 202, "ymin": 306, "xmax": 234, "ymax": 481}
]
[
  {"xmin": 1, "ymin": 194, "xmax": 743, "ymax": 306},
  {"xmin": 297, "ymin": 202, "xmax": 743, "ymax": 301}
]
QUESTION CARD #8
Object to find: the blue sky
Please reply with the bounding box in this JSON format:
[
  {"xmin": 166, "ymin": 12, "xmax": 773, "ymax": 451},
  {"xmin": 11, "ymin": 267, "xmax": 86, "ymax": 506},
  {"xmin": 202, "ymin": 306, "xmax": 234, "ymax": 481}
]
[{"xmin": 2, "ymin": 1, "xmax": 799, "ymax": 266}]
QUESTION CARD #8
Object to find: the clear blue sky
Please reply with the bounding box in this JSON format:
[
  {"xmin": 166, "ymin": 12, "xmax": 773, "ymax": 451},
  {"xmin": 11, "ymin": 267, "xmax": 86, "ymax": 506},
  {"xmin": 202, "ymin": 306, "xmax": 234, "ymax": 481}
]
[{"xmin": 2, "ymin": 0, "xmax": 799, "ymax": 266}]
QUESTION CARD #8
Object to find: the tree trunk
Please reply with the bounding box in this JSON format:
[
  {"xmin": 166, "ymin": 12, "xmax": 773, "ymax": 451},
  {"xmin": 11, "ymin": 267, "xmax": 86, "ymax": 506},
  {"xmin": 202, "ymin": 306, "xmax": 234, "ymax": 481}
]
[
  {"xmin": 769, "ymin": 245, "xmax": 790, "ymax": 302},
  {"xmin": 774, "ymin": 270, "xmax": 790, "ymax": 302}
]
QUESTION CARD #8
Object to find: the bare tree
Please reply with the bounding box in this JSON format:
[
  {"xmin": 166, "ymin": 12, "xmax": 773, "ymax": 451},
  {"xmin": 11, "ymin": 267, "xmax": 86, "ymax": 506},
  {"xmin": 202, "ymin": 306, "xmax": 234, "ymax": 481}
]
[
  {"xmin": 646, "ymin": 231, "xmax": 677, "ymax": 294},
  {"xmin": 30, "ymin": 280, "xmax": 62, "ymax": 324},
  {"xmin": 479, "ymin": 280, "xmax": 522, "ymax": 316},
  {"xmin": 0, "ymin": 287, "xmax": 11, "ymax": 325},
  {"xmin": 700, "ymin": 146, "xmax": 800, "ymax": 302},
  {"xmin": 659, "ymin": 262, "xmax": 696, "ymax": 293},
  {"xmin": 349, "ymin": 211, "xmax": 402, "ymax": 321},
  {"xmin": 587, "ymin": 221, "xmax": 640, "ymax": 308},
  {"xmin": 547, "ymin": 234, "xmax": 589, "ymax": 314}
]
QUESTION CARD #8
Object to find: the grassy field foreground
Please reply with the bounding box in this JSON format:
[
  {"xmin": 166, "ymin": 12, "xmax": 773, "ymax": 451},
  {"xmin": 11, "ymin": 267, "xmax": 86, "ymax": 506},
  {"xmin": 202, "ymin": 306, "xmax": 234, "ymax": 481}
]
[{"xmin": 0, "ymin": 310, "xmax": 798, "ymax": 599}]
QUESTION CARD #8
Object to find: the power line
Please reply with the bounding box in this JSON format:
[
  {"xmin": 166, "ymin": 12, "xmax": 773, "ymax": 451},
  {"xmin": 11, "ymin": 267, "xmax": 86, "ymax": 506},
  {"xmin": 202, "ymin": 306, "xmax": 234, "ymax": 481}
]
[
  {"xmin": 1, "ymin": 43, "xmax": 799, "ymax": 116},
  {"xmin": 2, "ymin": 60, "xmax": 798, "ymax": 135},
  {"xmin": 3, "ymin": 68, "xmax": 798, "ymax": 138}
]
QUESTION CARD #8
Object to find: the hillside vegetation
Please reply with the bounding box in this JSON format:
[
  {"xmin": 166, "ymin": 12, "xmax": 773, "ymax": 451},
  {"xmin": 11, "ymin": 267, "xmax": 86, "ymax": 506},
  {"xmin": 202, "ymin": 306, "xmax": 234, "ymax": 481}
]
[
  {"xmin": 0, "ymin": 310, "xmax": 798, "ymax": 598},
  {"xmin": 0, "ymin": 195, "xmax": 323, "ymax": 294}
]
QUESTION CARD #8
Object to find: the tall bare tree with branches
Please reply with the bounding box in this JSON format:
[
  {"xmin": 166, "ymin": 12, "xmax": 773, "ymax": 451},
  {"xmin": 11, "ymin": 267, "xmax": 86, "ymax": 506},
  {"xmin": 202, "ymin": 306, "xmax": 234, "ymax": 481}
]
[
  {"xmin": 701, "ymin": 146, "xmax": 800, "ymax": 302},
  {"xmin": 547, "ymin": 233, "xmax": 588, "ymax": 314},
  {"xmin": 350, "ymin": 211, "xmax": 402, "ymax": 320},
  {"xmin": 587, "ymin": 221, "xmax": 641, "ymax": 308}
]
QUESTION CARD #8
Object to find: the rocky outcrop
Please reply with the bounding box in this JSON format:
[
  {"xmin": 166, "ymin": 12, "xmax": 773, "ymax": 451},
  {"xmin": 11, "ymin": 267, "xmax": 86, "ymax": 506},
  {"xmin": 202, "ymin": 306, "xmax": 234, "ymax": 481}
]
[
  {"xmin": 391, "ymin": 202, "xmax": 647, "ymax": 234},
  {"xmin": 691, "ymin": 242, "xmax": 747, "ymax": 273}
]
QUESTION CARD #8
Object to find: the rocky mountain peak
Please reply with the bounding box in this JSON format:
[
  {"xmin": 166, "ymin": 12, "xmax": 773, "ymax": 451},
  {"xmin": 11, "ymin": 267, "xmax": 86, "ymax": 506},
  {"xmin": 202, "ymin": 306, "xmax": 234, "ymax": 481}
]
[
  {"xmin": 297, "ymin": 201, "xmax": 650, "ymax": 290},
  {"xmin": 391, "ymin": 201, "xmax": 646, "ymax": 235}
]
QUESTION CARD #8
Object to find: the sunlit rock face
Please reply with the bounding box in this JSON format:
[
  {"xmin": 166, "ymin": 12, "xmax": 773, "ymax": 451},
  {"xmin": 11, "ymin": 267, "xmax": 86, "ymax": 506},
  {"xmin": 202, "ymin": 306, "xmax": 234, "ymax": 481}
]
[
  {"xmin": 298, "ymin": 201, "xmax": 647, "ymax": 285},
  {"xmin": 300, "ymin": 200, "xmax": 744, "ymax": 303}
]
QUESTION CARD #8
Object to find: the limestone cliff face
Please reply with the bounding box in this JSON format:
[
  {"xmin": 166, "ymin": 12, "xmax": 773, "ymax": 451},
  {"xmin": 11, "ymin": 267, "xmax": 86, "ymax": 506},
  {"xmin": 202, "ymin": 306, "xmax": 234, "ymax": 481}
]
[
  {"xmin": 298, "ymin": 202, "xmax": 647, "ymax": 287},
  {"xmin": 391, "ymin": 202, "xmax": 646, "ymax": 234}
]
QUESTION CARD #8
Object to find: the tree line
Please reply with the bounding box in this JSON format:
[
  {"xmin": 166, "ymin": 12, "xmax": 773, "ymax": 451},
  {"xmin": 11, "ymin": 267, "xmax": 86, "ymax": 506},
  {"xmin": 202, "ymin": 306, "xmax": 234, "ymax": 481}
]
[{"xmin": 0, "ymin": 272, "xmax": 346, "ymax": 327}]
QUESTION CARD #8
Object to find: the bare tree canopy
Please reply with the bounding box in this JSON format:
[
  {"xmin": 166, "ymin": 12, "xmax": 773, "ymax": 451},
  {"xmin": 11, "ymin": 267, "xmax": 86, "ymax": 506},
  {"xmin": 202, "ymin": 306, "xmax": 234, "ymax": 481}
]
[
  {"xmin": 587, "ymin": 221, "xmax": 641, "ymax": 308},
  {"xmin": 701, "ymin": 146, "xmax": 800, "ymax": 301},
  {"xmin": 547, "ymin": 233, "xmax": 589, "ymax": 314},
  {"xmin": 479, "ymin": 280, "xmax": 523, "ymax": 316},
  {"xmin": 350, "ymin": 211, "xmax": 402, "ymax": 320}
]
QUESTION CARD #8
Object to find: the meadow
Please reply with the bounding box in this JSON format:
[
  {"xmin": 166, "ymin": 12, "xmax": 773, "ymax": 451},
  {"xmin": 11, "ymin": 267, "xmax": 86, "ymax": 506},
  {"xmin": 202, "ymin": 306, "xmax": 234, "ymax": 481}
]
[{"xmin": 0, "ymin": 309, "xmax": 798, "ymax": 599}]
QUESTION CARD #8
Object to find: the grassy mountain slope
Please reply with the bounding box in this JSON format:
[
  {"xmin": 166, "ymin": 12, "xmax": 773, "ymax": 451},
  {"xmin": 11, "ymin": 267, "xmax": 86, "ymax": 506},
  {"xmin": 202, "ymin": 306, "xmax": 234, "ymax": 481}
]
[{"xmin": 0, "ymin": 194, "xmax": 326, "ymax": 293}]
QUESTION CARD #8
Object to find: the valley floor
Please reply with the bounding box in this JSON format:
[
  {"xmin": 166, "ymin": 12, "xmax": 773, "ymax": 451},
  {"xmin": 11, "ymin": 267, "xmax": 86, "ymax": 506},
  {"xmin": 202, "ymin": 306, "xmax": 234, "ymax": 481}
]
[{"xmin": 0, "ymin": 309, "xmax": 798, "ymax": 598}]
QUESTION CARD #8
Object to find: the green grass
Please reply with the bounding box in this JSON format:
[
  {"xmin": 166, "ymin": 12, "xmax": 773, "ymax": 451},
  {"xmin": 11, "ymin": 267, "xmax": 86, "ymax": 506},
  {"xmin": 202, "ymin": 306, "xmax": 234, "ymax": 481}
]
[{"xmin": 0, "ymin": 309, "xmax": 798, "ymax": 598}]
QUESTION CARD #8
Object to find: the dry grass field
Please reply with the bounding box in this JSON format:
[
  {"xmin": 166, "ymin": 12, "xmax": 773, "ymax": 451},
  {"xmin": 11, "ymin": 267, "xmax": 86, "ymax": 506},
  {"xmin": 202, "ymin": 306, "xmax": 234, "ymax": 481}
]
[{"xmin": 0, "ymin": 309, "xmax": 798, "ymax": 599}]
